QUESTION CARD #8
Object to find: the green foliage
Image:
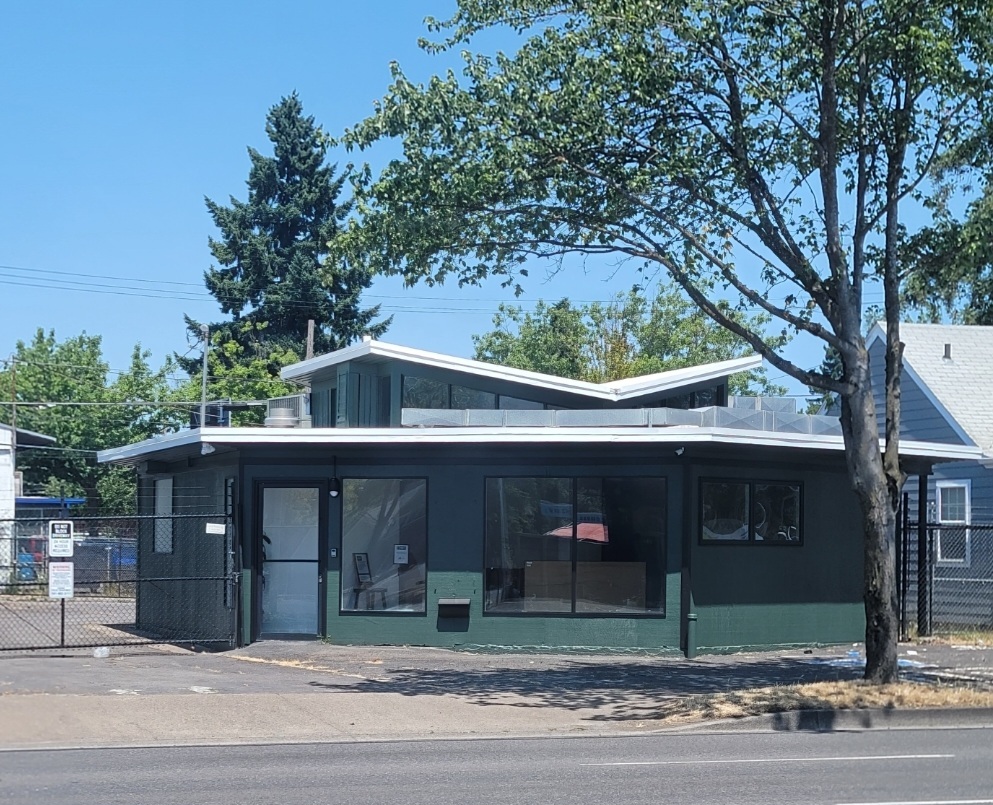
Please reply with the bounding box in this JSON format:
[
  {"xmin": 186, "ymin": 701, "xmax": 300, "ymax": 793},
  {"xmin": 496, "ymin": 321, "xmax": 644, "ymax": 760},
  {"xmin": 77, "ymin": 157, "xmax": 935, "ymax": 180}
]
[
  {"xmin": 474, "ymin": 287, "xmax": 788, "ymax": 394},
  {"xmin": 903, "ymin": 180, "xmax": 993, "ymax": 324},
  {"xmin": 0, "ymin": 330, "xmax": 176, "ymax": 512},
  {"xmin": 186, "ymin": 93, "xmax": 389, "ymax": 377},
  {"xmin": 342, "ymin": 0, "xmax": 993, "ymax": 682},
  {"xmin": 172, "ymin": 322, "xmax": 299, "ymax": 425}
]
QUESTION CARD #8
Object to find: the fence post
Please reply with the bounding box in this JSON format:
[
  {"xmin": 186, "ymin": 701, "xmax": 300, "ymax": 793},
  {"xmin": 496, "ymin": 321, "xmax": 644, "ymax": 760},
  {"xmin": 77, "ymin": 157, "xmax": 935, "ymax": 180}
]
[
  {"xmin": 900, "ymin": 492, "xmax": 909, "ymax": 640},
  {"xmin": 917, "ymin": 472, "xmax": 930, "ymax": 636}
]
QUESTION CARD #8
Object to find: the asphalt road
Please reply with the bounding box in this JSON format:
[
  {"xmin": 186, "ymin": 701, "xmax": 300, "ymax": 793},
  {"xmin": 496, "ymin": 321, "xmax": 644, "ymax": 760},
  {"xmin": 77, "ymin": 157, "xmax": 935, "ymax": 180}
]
[{"xmin": 3, "ymin": 729, "xmax": 992, "ymax": 805}]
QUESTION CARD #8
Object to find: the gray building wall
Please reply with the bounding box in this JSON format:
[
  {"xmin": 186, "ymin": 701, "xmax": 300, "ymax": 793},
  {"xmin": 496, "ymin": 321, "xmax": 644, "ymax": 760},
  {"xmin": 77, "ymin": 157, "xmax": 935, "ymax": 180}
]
[{"xmin": 137, "ymin": 460, "xmax": 237, "ymax": 641}]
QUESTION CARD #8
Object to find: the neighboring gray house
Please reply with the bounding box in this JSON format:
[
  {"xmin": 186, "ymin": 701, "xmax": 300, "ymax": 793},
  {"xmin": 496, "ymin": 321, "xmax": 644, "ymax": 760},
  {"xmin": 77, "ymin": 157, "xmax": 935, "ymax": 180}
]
[
  {"xmin": 868, "ymin": 323, "xmax": 993, "ymax": 628},
  {"xmin": 99, "ymin": 338, "xmax": 976, "ymax": 655}
]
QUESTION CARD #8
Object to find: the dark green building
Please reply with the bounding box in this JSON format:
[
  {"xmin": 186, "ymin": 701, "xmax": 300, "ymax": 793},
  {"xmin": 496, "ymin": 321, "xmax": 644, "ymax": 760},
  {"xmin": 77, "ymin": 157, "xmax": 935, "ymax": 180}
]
[{"xmin": 99, "ymin": 340, "xmax": 977, "ymax": 655}]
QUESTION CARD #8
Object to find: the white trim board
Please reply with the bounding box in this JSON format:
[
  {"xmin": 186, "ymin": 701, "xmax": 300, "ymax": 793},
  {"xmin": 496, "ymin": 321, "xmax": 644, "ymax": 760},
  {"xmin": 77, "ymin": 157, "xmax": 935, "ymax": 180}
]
[{"xmin": 281, "ymin": 339, "xmax": 762, "ymax": 401}]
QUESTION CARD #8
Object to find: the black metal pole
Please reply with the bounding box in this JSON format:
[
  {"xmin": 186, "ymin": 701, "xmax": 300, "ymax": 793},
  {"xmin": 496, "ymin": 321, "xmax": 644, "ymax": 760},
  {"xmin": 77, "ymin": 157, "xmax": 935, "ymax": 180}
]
[
  {"xmin": 60, "ymin": 597, "xmax": 65, "ymax": 648},
  {"xmin": 899, "ymin": 492, "xmax": 908, "ymax": 640},
  {"xmin": 917, "ymin": 471, "xmax": 930, "ymax": 636}
]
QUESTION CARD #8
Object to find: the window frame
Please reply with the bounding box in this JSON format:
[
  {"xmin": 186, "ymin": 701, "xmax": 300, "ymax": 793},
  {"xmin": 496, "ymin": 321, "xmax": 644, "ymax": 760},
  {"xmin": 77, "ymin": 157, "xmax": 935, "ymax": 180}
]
[
  {"xmin": 152, "ymin": 477, "xmax": 174, "ymax": 554},
  {"xmin": 482, "ymin": 474, "xmax": 668, "ymax": 619},
  {"xmin": 338, "ymin": 476, "xmax": 429, "ymax": 617},
  {"xmin": 698, "ymin": 477, "xmax": 804, "ymax": 546},
  {"xmin": 935, "ymin": 479, "xmax": 971, "ymax": 566}
]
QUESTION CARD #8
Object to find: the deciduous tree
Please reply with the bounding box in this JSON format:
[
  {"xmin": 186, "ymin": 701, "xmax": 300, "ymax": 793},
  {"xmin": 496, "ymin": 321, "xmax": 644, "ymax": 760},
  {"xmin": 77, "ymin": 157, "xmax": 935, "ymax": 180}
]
[
  {"xmin": 341, "ymin": 0, "xmax": 993, "ymax": 681},
  {"xmin": 1, "ymin": 331, "xmax": 175, "ymax": 512},
  {"xmin": 475, "ymin": 288, "xmax": 787, "ymax": 393}
]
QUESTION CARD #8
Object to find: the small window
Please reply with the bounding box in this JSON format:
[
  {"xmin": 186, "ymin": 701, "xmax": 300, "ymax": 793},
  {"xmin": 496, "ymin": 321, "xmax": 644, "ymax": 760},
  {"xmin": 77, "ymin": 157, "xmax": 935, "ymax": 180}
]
[
  {"xmin": 701, "ymin": 479, "xmax": 801, "ymax": 545},
  {"xmin": 936, "ymin": 481, "xmax": 970, "ymax": 565},
  {"xmin": 153, "ymin": 477, "xmax": 174, "ymax": 553}
]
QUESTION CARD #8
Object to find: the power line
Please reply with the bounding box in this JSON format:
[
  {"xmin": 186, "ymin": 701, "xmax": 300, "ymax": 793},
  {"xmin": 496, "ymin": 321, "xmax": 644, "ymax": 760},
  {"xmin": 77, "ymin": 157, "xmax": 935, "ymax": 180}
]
[{"xmin": 0, "ymin": 261, "xmax": 888, "ymax": 310}]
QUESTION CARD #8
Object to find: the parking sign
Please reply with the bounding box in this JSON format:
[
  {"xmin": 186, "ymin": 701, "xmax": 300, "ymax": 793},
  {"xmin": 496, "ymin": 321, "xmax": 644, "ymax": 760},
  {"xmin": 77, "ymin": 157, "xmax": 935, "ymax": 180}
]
[{"xmin": 49, "ymin": 521, "xmax": 74, "ymax": 558}]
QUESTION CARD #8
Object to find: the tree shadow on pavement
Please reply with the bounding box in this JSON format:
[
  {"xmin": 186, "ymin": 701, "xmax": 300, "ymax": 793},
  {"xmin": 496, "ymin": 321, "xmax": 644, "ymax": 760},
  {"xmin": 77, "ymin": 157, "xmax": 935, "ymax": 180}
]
[{"xmin": 305, "ymin": 657, "xmax": 861, "ymax": 722}]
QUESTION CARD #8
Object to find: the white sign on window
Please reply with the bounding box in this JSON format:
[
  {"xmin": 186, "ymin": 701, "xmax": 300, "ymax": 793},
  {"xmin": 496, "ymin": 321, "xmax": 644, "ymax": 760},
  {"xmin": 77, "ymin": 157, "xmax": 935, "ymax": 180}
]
[
  {"xmin": 394, "ymin": 544, "xmax": 409, "ymax": 564},
  {"xmin": 49, "ymin": 562, "xmax": 74, "ymax": 598},
  {"xmin": 48, "ymin": 521, "xmax": 74, "ymax": 557}
]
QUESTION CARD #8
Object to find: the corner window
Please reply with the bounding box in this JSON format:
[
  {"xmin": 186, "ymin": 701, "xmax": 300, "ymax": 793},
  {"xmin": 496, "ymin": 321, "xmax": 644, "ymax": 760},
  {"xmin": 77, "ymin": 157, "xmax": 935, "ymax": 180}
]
[
  {"xmin": 340, "ymin": 479, "xmax": 427, "ymax": 613},
  {"xmin": 484, "ymin": 476, "xmax": 666, "ymax": 616},
  {"xmin": 936, "ymin": 481, "xmax": 970, "ymax": 565},
  {"xmin": 700, "ymin": 479, "xmax": 801, "ymax": 544},
  {"xmin": 153, "ymin": 477, "xmax": 173, "ymax": 553}
]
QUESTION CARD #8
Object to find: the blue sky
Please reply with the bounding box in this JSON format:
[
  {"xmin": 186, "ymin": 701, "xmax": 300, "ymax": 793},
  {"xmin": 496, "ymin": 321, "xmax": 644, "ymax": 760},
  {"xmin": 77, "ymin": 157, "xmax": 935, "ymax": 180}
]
[{"xmin": 1, "ymin": 1, "xmax": 833, "ymax": 394}]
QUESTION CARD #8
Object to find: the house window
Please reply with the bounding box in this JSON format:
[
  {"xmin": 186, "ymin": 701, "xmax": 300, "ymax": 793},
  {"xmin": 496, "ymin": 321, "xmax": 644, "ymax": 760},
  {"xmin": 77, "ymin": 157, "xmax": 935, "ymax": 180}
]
[
  {"xmin": 497, "ymin": 395, "xmax": 544, "ymax": 410},
  {"xmin": 402, "ymin": 376, "xmax": 449, "ymax": 409},
  {"xmin": 700, "ymin": 479, "xmax": 801, "ymax": 544},
  {"xmin": 340, "ymin": 479, "xmax": 427, "ymax": 613},
  {"xmin": 153, "ymin": 477, "xmax": 173, "ymax": 553},
  {"xmin": 451, "ymin": 385, "xmax": 496, "ymax": 409},
  {"xmin": 484, "ymin": 477, "xmax": 666, "ymax": 616},
  {"xmin": 936, "ymin": 480, "xmax": 970, "ymax": 565}
]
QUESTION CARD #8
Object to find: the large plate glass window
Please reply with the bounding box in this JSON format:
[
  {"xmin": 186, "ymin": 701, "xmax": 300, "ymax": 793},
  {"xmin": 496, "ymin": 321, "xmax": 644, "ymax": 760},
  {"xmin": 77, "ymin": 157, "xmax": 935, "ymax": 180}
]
[
  {"xmin": 936, "ymin": 480, "xmax": 970, "ymax": 565},
  {"xmin": 484, "ymin": 477, "xmax": 666, "ymax": 615},
  {"xmin": 701, "ymin": 480, "xmax": 802, "ymax": 544},
  {"xmin": 341, "ymin": 479, "xmax": 427, "ymax": 612}
]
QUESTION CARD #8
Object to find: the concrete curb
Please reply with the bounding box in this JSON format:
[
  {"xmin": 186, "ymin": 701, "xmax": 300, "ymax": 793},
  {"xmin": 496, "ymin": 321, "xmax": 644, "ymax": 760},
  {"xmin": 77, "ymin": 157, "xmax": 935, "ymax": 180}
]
[{"xmin": 667, "ymin": 707, "xmax": 993, "ymax": 733}]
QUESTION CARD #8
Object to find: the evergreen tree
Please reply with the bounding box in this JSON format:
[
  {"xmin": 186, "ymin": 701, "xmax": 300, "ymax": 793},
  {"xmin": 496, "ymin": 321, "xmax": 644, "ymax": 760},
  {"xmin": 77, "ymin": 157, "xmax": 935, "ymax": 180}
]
[{"xmin": 183, "ymin": 93, "xmax": 388, "ymax": 374}]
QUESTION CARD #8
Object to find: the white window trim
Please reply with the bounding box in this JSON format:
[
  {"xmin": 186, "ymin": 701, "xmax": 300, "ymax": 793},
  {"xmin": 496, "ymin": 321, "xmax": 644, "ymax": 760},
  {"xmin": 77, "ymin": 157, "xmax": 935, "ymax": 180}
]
[{"xmin": 935, "ymin": 479, "xmax": 970, "ymax": 566}]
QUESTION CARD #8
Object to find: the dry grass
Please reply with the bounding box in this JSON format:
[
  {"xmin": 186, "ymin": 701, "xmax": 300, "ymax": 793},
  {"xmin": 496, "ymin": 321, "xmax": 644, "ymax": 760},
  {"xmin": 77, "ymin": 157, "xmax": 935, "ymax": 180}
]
[{"xmin": 654, "ymin": 681, "xmax": 993, "ymax": 726}]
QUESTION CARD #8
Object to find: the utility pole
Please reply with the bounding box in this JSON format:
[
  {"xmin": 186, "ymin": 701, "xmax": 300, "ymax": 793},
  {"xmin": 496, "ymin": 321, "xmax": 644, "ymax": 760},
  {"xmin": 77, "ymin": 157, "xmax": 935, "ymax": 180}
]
[
  {"xmin": 8, "ymin": 356, "xmax": 15, "ymax": 472},
  {"xmin": 306, "ymin": 319, "xmax": 315, "ymax": 361},
  {"xmin": 199, "ymin": 325, "xmax": 209, "ymax": 428}
]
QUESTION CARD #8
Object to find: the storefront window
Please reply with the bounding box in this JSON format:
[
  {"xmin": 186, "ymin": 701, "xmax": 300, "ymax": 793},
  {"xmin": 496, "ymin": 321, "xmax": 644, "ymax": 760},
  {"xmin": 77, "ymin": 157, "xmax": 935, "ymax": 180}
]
[
  {"xmin": 484, "ymin": 477, "xmax": 666, "ymax": 615},
  {"xmin": 341, "ymin": 479, "xmax": 427, "ymax": 613}
]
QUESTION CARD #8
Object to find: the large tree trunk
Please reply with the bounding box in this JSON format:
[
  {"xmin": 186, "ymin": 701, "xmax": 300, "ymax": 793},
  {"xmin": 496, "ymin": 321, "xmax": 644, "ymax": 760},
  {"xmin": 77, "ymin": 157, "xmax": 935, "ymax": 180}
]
[{"xmin": 840, "ymin": 354, "xmax": 900, "ymax": 684}]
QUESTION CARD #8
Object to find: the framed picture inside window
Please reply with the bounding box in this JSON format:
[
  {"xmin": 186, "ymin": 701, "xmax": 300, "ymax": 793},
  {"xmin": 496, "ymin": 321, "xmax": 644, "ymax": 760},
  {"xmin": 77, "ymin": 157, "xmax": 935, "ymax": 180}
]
[{"xmin": 353, "ymin": 552, "xmax": 372, "ymax": 583}]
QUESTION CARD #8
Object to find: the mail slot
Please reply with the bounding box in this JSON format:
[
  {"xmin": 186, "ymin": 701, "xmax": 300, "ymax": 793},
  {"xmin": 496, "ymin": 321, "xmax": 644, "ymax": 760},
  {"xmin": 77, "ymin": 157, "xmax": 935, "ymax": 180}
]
[{"xmin": 437, "ymin": 597, "xmax": 470, "ymax": 618}]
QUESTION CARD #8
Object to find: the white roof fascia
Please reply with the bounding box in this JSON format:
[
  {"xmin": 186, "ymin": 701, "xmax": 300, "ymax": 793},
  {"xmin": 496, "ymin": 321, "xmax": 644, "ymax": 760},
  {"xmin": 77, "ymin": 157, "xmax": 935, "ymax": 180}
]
[
  {"xmin": 281, "ymin": 339, "xmax": 761, "ymax": 402},
  {"xmin": 96, "ymin": 429, "xmax": 202, "ymax": 464},
  {"xmin": 606, "ymin": 355, "xmax": 762, "ymax": 398},
  {"xmin": 98, "ymin": 425, "xmax": 983, "ymax": 464},
  {"xmin": 867, "ymin": 324, "xmax": 976, "ymax": 448}
]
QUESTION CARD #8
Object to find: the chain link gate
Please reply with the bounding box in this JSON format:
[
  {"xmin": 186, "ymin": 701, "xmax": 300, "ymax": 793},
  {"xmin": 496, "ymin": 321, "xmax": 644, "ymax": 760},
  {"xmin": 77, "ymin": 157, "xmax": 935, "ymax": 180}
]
[
  {"xmin": 900, "ymin": 518, "xmax": 993, "ymax": 639},
  {"xmin": 0, "ymin": 514, "xmax": 239, "ymax": 651}
]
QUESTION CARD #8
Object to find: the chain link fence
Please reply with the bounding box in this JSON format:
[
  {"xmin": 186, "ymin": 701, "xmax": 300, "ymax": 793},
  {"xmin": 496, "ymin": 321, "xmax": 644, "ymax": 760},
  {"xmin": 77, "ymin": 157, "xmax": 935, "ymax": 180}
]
[
  {"xmin": 900, "ymin": 521, "xmax": 993, "ymax": 639},
  {"xmin": 0, "ymin": 514, "xmax": 238, "ymax": 651}
]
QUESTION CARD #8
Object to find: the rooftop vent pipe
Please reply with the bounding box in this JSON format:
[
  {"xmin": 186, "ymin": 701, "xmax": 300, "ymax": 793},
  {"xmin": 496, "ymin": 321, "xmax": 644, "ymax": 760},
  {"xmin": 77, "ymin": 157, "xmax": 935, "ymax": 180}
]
[{"xmin": 943, "ymin": 343, "xmax": 953, "ymax": 360}]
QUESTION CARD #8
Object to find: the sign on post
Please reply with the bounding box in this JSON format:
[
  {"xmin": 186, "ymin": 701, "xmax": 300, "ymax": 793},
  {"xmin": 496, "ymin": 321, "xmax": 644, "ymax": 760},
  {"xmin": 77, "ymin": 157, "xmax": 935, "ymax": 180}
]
[
  {"xmin": 48, "ymin": 521, "xmax": 74, "ymax": 558},
  {"xmin": 48, "ymin": 562, "xmax": 74, "ymax": 598}
]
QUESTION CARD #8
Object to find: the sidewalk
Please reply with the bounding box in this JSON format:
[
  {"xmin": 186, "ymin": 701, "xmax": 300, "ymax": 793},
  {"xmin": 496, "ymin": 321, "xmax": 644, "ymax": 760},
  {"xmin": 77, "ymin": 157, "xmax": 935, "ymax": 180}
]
[{"xmin": 0, "ymin": 640, "xmax": 990, "ymax": 750}]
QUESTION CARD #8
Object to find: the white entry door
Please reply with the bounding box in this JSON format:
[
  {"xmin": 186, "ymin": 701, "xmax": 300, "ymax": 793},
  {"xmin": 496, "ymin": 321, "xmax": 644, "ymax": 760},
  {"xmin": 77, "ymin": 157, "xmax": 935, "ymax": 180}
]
[{"xmin": 260, "ymin": 486, "xmax": 321, "ymax": 635}]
